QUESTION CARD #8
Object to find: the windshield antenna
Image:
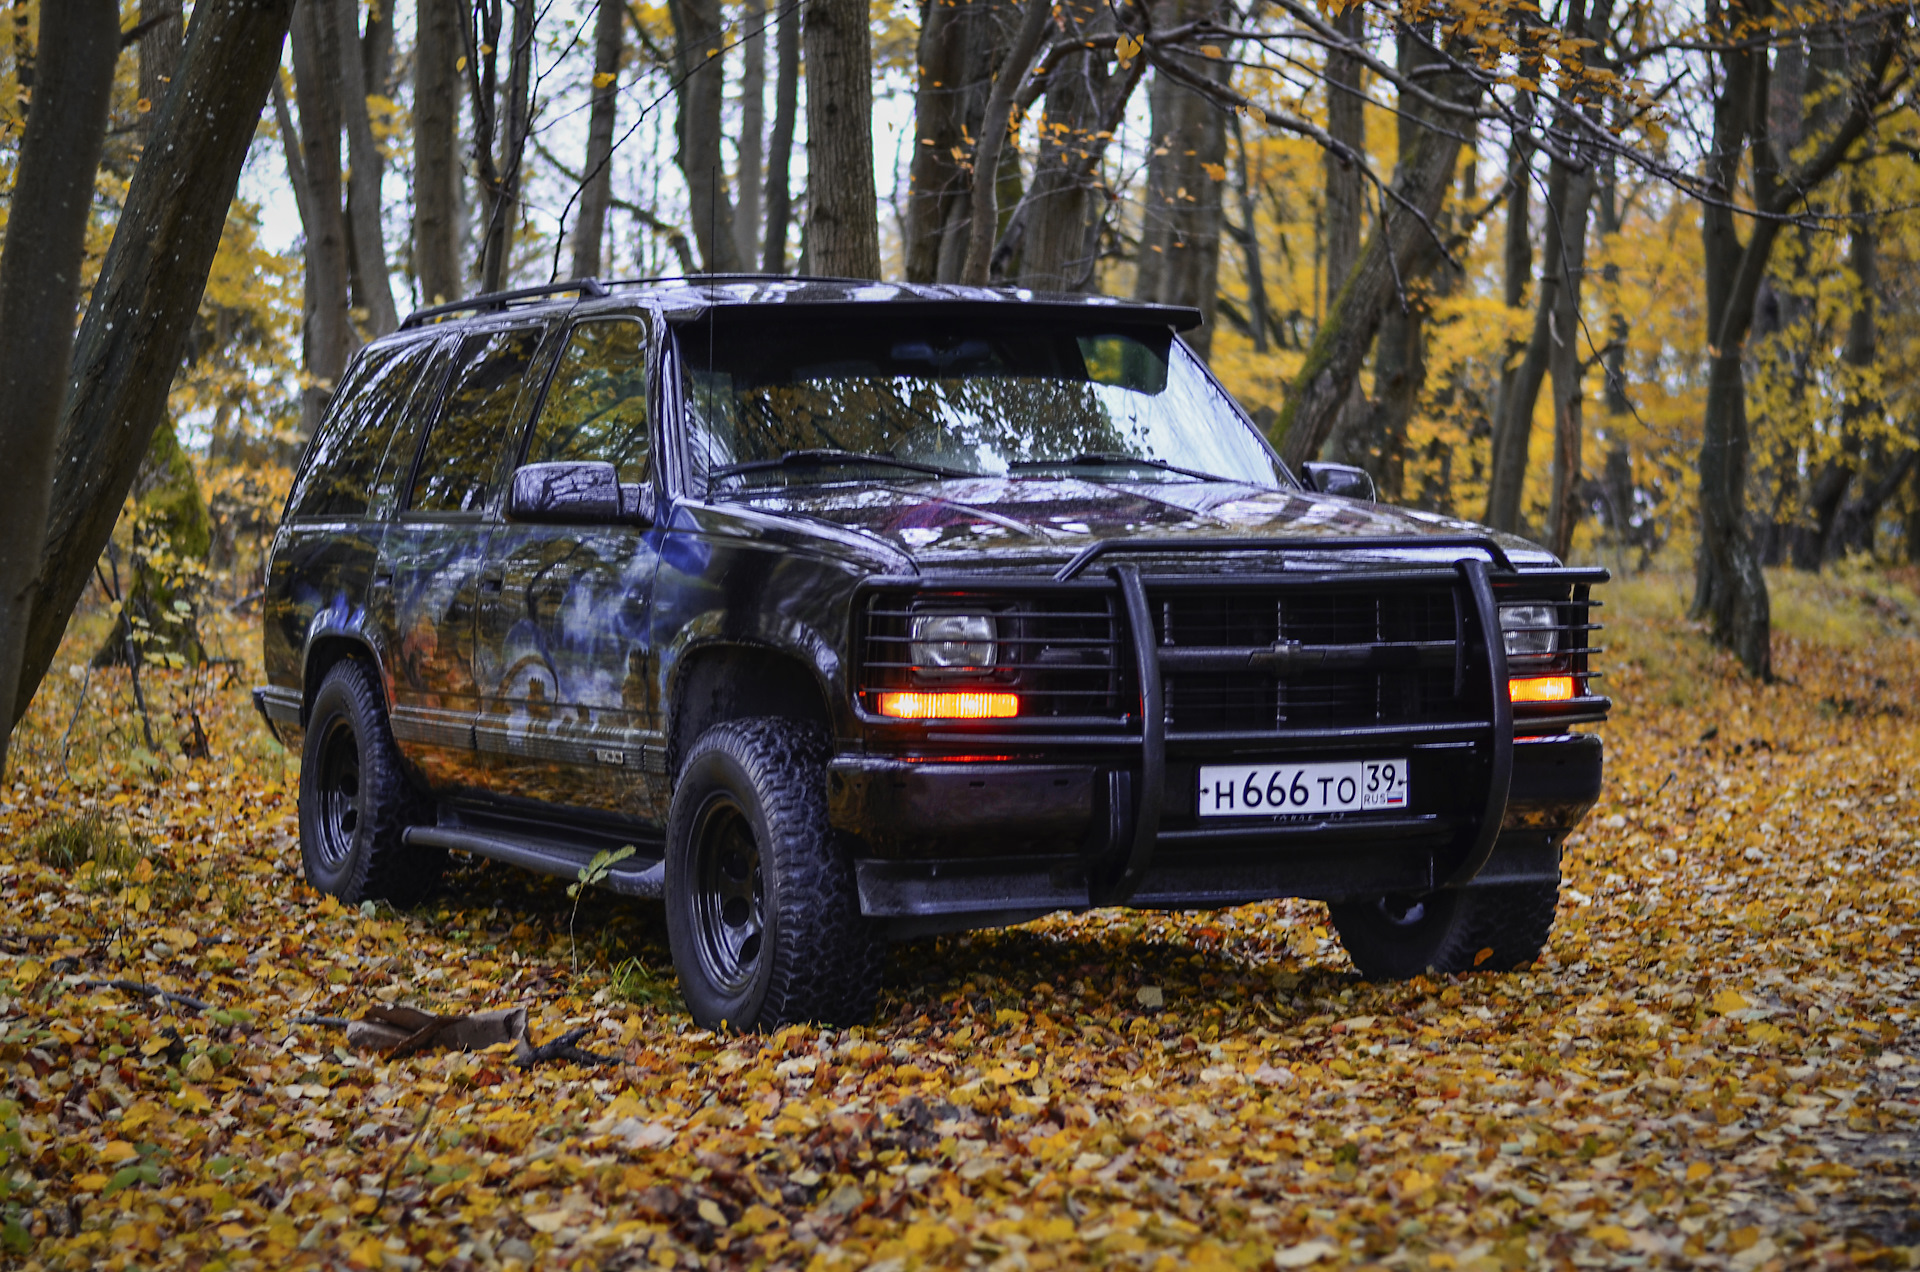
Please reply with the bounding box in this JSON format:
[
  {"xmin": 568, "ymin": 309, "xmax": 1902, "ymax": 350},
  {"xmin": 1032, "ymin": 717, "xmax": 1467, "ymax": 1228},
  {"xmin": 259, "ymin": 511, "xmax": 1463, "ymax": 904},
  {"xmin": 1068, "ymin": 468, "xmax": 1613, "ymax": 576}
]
[{"xmin": 706, "ymin": 166, "xmax": 718, "ymax": 487}]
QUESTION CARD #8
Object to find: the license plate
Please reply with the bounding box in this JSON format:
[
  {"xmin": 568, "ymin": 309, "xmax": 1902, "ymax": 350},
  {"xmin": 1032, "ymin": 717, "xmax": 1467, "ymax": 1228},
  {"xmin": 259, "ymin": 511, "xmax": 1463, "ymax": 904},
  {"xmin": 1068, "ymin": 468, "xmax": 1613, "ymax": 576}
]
[{"xmin": 1196, "ymin": 759, "xmax": 1409, "ymax": 817}]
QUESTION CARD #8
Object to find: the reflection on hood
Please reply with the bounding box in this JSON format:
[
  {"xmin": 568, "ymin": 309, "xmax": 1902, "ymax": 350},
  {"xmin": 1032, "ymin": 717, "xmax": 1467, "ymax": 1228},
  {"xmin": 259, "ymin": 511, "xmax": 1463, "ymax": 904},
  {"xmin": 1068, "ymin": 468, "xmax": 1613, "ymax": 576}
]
[{"xmin": 735, "ymin": 477, "xmax": 1550, "ymax": 567}]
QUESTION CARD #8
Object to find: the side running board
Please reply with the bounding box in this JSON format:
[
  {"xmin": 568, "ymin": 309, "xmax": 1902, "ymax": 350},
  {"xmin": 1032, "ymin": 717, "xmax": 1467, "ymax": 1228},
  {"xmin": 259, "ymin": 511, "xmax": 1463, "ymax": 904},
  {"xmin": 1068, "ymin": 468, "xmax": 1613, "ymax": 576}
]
[{"xmin": 403, "ymin": 826, "xmax": 665, "ymax": 899}]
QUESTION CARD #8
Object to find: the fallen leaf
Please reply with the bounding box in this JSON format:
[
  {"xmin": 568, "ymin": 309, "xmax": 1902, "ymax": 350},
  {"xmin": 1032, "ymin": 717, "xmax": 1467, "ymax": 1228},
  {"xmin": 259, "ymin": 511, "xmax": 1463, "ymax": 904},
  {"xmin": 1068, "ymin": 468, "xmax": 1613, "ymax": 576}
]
[{"xmin": 1273, "ymin": 1240, "xmax": 1338, "ymax": 1266}]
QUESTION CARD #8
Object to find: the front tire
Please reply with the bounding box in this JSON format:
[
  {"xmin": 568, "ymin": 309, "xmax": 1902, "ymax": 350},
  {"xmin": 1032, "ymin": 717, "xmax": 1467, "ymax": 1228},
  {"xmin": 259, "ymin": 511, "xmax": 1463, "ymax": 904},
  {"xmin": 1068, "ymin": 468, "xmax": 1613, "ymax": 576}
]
[
  {"xmin": 1328, "ymin": 880, "xmax": 1559, "ymax": 980},
  {"xmin": 297, "ymin": 660, "xmax": 443, "ymax": 905},
  {"xmin": 664, "ymin": 719, "xmax": 883, "ymax": 1030}
]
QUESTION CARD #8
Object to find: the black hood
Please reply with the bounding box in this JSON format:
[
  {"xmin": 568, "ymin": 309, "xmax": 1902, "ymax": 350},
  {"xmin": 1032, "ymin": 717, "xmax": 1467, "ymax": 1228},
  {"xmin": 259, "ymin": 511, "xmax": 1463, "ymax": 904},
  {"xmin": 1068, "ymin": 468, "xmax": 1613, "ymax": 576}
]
[{"xmin": 731, "ymin": 477, "xmax": 1555, "ymax": 571}]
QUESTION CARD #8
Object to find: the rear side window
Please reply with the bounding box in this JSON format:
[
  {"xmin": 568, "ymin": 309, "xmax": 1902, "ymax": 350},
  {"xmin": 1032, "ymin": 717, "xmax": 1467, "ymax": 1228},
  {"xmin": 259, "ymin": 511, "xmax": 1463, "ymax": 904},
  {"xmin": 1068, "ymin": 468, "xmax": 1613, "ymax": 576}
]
[
  {"xmin": 362, "ymin": 339, "xmax": 456, "ymax": 517},
  {"xmin": 288, "ymin": 340, "xmax": 437, "ymax": 519},
  {"xmin": 409, "ymin": 325, "xmax": 547, "ymax": 513},
  {"xmin": 525, "ymin": 318, "xmax": 650, "ymax": 483}
]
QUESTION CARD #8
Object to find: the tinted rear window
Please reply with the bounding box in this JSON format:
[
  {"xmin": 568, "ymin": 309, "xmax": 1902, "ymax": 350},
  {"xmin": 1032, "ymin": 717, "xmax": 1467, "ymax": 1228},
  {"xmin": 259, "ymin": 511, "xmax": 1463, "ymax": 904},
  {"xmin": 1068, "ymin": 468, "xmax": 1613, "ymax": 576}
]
[
  {"xmin": 409, "ymin": 326, "xmax": 547, "ymax": 513},
  {"xmin": 287, "ymin": 340, "xmax": 439, "ymax": 519}
]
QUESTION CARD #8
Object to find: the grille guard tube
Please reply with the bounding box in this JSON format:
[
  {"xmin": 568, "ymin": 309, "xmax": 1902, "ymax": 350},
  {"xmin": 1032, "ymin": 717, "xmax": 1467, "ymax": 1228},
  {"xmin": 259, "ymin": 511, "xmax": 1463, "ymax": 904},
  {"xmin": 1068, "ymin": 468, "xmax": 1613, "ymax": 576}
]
[
  {"xmin": 1091, "ymin": 563, "xmax": 1164, "ymax": 906},
  {"xmin": 1439, "ymin": 558, "xmax": 1514, "ymax": 888},
  {"xmin": 1086, "ymin": 556, "xmax": 1516, "ymax": 906},
  {"xmin": 1054, "ymin": 534, "xmax": 1516, "ymax": 581}
]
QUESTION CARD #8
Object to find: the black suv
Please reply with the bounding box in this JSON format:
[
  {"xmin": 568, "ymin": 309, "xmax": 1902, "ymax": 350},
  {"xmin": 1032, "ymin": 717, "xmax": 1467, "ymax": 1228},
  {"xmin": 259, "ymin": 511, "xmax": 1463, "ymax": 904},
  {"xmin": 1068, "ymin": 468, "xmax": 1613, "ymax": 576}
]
[{"xmin": 257, "ymin": 278, "xmax": 1607, "ymax": 1029}]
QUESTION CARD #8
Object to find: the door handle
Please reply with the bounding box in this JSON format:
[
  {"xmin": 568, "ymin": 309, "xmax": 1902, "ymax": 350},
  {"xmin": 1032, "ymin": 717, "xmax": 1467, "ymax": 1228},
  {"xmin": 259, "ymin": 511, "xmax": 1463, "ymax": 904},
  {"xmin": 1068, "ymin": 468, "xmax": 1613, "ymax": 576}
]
[
  {"xmin": 371, "ymin": 570, "xmax": 394, "ymax": 588},
  {"xmin": 479, "ymin": 572, "xmax": 504, "ymax": 593}
]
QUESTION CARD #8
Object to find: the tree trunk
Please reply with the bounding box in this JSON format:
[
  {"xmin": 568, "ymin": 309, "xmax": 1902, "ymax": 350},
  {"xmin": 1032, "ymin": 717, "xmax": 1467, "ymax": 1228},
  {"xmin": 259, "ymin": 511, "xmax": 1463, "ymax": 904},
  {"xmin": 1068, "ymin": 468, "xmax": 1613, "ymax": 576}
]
[
  {"xmin": 1341, "ymin": 294, "xmax": 1424, "ymax": 498},
  {"xmin": 671, "ymin": 0, "xmax": 743, "ymax": 272},
  {"xmin": 1324, "ymin": 21, "xmax": 1456, "ymax": 470},
  {"xmin": 476, "ymin": 0, "xmax": 535, "ymax": 293},
  {"xmin": 1908, "ymin": 468, "xmax": 1920, "ymax": 564},
  {"xmin": 1595, "ymin": 146, "xmax": 1636, "ymax": 565},
  {"xmin": 1322, "ymin": 4, "xmax": 1364, "ymax": 310},
  {"xmin": 959, "ymin": 0, "xmax": 1053, "ymax": 284},
  {"xmin": 1316, "ymin": 10, "xmax": 1390, "ymax": 460},
  {"xmin": 804, "ymin": 0, "xmax": 881, "ymax": 278},
  {"xmin": 1688, "ymin": 0, "xmax": 1894, "ymax": 677},
  {"xmin": 1002, "ymin": 0, "xmax": 1138, "ymax": 289},
  {"xmin": 289, "ymin": 0, "xmax": 353, "ymax": 436},
  {"xmin": 571, "ymin": 0, "xmax": 625, "ymax": 280},
  {"xmin": 1690, "ymin": 2, "xmax": 1776, "ymax": 678},
  {"xmin": 414, "ymin": 0, "xmax": 461, "ymax": 304},
  {"xmin": 362, "ymin": 0, "xmax": 393, "ymax": 98},
  {"xmin": 762, "ymin": 0, "xmax": 800, "ymax": 272},
  {"xmin": 1543, "ymin": 160, "xmax": 1597, "ymax": 558},
  {"xmin": 1483, "ymin": 0, "xmax": 1606, "ymax": 539},
  {"xmin": 10, "ymin": 0, "xmax": 297, "ymax": 737},
  {"xmin": 734, "ymin": 0, "xmax": 766, "ymax": 268},
  {"xmin": 107, "ymin": 0, "xmax": 213, "ymax": 671},
  {"xmin": 137, "ymin": 0, "xmax": 183, "ymax": 133},
  {"xmin": 1792, "ymin": 189, "xmax": 1876, "ymax": 569},
  {"xmin": 332, "ymin": 0, "xmax": 397, "ymax": 334},
  {"xmin": 1132, "ymin": 2, "xmax": 1230, "ymax": 357},
  {"xmin": 1833, "ymin": 446, "xmax": 1916, "ymax": 555},
  {"xmin": 1229, "ymin": 114, "xmax": 1271, "ymax": 352},
  {"xmin": 1483, "ymin": 160, "xmax": 1596, "ymax": 537},
  {"xmin": 903, "ymin": 0, "xmax": 1015, "ymax": 282},
  {"xmin": 1543, "ymin": 278, "xmax": 1586, "ymax": 555},
  {"xmin": 0, "ymin": 0, "xmax": 119, "ymax": 774},
  {"xmin": 1273, "ymin": 35, "xmax": 1480, "ymax": 468},
  {"xmin": 1483, "ymin": 81, "xmax": 1534, "ymax": 502}
]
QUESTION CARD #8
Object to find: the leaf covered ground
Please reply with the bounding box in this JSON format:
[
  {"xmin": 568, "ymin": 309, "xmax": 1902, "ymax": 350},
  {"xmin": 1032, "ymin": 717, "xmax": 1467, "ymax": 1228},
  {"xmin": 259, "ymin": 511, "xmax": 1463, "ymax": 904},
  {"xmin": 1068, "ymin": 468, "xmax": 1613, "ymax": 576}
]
[{"xmin": 0, "ymin": 570, "xmax": 1916, "ymax": 1272}]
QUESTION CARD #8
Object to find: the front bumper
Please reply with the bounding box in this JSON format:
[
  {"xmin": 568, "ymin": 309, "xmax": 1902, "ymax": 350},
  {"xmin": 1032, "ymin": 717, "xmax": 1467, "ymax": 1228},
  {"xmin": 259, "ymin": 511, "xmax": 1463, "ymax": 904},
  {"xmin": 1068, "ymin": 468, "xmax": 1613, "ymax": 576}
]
[{"xmin": 832, "ymin": 733, "xmax": 1602, "ymax": 933}]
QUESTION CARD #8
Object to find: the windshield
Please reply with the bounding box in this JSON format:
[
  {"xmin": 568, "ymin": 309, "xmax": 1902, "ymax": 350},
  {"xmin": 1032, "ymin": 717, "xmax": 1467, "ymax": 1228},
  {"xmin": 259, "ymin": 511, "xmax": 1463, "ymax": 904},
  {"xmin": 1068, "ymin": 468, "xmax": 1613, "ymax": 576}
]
[{"xmin": 677, "ymin": 314, "xmax": 1290, "ymax": 493}]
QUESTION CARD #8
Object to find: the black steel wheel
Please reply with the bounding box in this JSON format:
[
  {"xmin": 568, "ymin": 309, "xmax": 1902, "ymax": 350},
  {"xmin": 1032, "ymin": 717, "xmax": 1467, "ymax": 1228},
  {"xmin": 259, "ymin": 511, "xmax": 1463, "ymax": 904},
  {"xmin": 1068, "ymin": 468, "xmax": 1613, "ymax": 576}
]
[
  {"xmin": 1328, "ymin": 879, "xmax": 1560, "ymax": 980},
  {"xmin": 297, "ymin": 659, "xmax": 443, "ymax": 904},
  {"xmin": 664, "ymin": 718, "xmax": 883, "ymax": 1030},
  {"xmin": 311, "ymin": 716, "xmax": 364, "ymax": 872},
  {"xmin": 688, "ymin": 797, "xmax": 767, "ymax": 995}
]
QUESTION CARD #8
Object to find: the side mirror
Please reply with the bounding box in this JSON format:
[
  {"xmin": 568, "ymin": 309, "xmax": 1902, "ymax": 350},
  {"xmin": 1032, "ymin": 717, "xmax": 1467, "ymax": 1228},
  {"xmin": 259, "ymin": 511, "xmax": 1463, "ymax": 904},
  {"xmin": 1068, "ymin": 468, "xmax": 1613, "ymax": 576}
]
[
  {"xmin": 1301, "ymin": 462, "xmax": 1376, "ymax": 502},
  {"xmin": 508, "ymin": 461, "xmax": 620, "ymax": 522}
]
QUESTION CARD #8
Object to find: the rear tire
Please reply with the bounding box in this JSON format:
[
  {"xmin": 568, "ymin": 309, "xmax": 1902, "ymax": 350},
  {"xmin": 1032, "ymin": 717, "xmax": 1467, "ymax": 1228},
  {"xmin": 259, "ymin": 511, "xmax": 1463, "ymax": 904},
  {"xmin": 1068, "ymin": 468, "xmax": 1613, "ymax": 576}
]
[
  {"xmin": 1328, "ymin": 880, "xmax": 1559, "ymax": 980},
  {"xmin": 664, "ymin": 718, "xmax": 883, "ymax": 1030},
  {"xmin": 298, "ymin": 660, "xmax": 443, "ymax": 905}
]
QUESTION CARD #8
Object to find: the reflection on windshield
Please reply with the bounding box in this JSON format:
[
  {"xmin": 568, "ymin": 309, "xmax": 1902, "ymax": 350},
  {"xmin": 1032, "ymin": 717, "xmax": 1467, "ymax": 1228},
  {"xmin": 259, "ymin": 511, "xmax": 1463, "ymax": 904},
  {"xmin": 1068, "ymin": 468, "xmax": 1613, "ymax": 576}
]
[{"xmin": 681, "ymin": 320, "xmax": 1287, "ymax": 493}]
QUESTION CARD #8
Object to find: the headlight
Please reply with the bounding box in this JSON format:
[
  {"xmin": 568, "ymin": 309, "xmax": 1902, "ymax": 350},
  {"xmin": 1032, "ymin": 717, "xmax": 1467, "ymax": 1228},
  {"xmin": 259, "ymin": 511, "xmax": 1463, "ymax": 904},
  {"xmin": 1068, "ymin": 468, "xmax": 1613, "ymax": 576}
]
[
  {"xmin": 910, "ymin": 612, "xmax": 996, "ymax": 674},
  {"xmin": 1499, "ymin": 604, "xmax": 1559, "ymax": 659}
]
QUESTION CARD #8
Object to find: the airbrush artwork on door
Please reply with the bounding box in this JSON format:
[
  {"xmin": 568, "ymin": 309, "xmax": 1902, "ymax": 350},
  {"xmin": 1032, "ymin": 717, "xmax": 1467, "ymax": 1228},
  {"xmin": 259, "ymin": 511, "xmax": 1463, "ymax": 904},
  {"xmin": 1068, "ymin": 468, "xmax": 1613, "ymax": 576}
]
[
  {"xmin": 474, "ymin": 318, "xmax": 666, "ymax": 820},
  {"xmin": 381, "ymin": 323, "xmax": 552, "ymax": 793}
]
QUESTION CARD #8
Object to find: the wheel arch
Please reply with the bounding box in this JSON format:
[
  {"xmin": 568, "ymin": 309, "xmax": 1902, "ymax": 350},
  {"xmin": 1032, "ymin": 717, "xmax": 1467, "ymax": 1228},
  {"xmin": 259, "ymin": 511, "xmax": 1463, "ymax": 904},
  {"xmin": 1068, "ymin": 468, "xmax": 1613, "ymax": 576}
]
[
  {"xmin": 301, "ymin": 635, "xmax": 387, "ymax": 725},
  {"xmin": 667, "ymin": 642, "xmax": 834, "ymax": 777}
]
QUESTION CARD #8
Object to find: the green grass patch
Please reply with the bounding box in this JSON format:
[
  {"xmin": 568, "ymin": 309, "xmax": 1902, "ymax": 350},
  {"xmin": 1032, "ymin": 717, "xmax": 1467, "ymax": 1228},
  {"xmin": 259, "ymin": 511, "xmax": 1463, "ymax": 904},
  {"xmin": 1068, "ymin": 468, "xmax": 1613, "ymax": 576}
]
[{"xmin": 24, "ymin": 812, "xmax": 142, "ymax": 873}]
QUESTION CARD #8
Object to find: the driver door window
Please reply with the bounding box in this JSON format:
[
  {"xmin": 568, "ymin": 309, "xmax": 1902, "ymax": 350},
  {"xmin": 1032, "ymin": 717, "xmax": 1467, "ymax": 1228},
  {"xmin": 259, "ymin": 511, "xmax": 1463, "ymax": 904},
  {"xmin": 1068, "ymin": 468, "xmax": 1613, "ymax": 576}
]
[{"xmin": 525, "ymin": 318, "xmax": 651, "ymax": 482}]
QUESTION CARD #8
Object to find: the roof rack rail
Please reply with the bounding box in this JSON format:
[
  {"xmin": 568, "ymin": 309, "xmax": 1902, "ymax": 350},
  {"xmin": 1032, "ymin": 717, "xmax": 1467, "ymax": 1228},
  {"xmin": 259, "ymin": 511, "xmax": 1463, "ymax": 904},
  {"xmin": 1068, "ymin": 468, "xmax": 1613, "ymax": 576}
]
[
  {"xmin": 400, "ymin": 278, "xmax": 611, "ymax": 329},
  {"xmin": 597, "ymin": 272, "xmax": 882, "ymax": 289}
]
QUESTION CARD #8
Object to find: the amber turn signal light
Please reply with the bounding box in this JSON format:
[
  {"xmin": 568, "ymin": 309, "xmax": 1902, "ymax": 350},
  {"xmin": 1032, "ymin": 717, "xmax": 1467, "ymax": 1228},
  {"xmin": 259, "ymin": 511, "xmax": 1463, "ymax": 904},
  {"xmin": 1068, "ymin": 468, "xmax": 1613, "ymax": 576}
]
[
  {"xmin": 876, "ymin": 691, "xmax": 1019, "ymax": 720},
  {"xmin": 1508, "ymin": 675, "xmax": 1577, "ymax": 703}
]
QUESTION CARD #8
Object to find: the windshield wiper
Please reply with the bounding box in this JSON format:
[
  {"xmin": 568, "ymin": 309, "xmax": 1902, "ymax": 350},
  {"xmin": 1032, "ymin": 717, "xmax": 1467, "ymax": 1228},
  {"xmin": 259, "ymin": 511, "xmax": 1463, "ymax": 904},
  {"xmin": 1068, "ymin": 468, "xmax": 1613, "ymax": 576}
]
[
  {"xmin": 1009, "ymin": 452, "xmax": 1231, "ymax": 483},
  {"xmin": 712, "ymin": 449, "xmax": 972, "ymax": 481}
]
